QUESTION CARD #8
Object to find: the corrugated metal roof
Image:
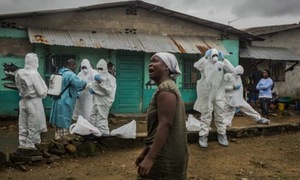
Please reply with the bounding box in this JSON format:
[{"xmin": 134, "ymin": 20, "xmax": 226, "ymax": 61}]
[
  {"xmin": 170, "ymin": 36, "xmax": 205, "ymax": 54},
  {"xmin": 0, "ymin": 1, "xmax": 262, "ymax": 41},
  {"xmin": 202, "ymin": 37, "xmax": 229, "ymax": 54},
  {"xmin": 243, "ymin": 23, "xmax": 300, "ymax": 36},
  {"xmin": 28, "ymin": 27, "xmax": 229, "ymax": 54},
  {"xmin": 240, "ymin": 46, "xmax": 300, "ymax": 61}
]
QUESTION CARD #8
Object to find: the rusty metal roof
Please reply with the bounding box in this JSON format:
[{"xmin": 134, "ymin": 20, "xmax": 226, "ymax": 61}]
[
  {"xmin": 28, "ymin": 27, "xmax": 229, "ymax": 54},
  {"xmin": 240, "ymin": 46, "xmax": 300, "ymax": 61},
  {"xmin": 243, "ymin": 23, "xmax": 300, "ymax": 36}
]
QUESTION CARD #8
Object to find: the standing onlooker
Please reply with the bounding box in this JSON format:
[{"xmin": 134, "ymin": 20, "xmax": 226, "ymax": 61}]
[
  {"xmin": 88, "ymin": 59, "xmax": 117, "ymax": 136},
  {"xmin": 14, "ymin": 53, "xmax": 48, "ymax": 155},
  {"xmin": 107, "ymin": 62, "xmax": 116, "ymax": 77},
  {"xmin": 72, "ymin": 59, "xmax": 98, "ymax": 121},
  {"xmin": 50, "ymin": 59, "xmax": 86, "ymax": 140},
  {"xmin": 224, "ymin": 65, "xmax": 270, "ymax": 127},
  {"xmin": 247, "ymin": 64, "xmax": 263, "ymax": 107},
  {"xmin": 256, "ymin": 69, "xmax": 273, "ymax": 119},
  {"xmin": 193, "ymin": 48, "xmax": 236, "ymax": 148},
  {"xmin": 136, "ymin": 52, "xmax": 188, "ymax": 179}
]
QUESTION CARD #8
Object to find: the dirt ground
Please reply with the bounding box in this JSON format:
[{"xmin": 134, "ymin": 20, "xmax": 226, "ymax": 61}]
[{"xmin": 0, "ymin": 114, "xmax": 300, "ymax": 179}]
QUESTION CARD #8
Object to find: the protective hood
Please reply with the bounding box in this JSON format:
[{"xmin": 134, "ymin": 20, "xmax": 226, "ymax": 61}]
[
  {"xmin": 80, "ymin": 59, "xmax": 92, "ymax": 75},
  {"xmin": 96, "ymin": 59, "xmax": 108, "ymax": 73},
  {"xmin": 151, "ymin": 52, "xmax": 181, "ymax": 78},
  {"xmin": 234, "ymin": 65, "xmax": 244, "ymax": 76},
  {"xmin": 81, "ymin": 59, "xmax": 92, "ymax": 70},
  {"xmin": 25, "ymin": 53, "xmax": 39, "ymax": 70}
]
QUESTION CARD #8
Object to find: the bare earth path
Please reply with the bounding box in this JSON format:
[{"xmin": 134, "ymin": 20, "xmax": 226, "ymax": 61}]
[{"xmin": 0, "ymin": 125, "xmax": 299, "ymax": 179}]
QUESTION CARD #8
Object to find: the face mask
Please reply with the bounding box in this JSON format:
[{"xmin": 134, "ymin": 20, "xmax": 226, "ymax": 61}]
[
  {"xmin": 82, "ymin": 69, "xmax": 88, "ymax": 74},
  {"xmin": 212, "ymin": 56, "xmax": 218, "ymax": 62},
  {"xmin": 235, "ymin": 74, "xmax": 241, "ymax": 77},
  {"xmin": 97, "ymin": 69, "xmax": 102, "ymax": 75}
]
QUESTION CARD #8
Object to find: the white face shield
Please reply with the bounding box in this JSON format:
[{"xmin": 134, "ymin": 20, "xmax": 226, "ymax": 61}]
[{"xmin": 25, "ymin": 53, "xmax": 39, "ymax": 70}]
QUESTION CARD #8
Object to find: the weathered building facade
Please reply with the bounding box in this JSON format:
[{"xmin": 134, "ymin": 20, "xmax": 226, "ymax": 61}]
[
  {"xmin": 241, "ymin": 23, "xmax": 300, "ymax": 100},
  {"xmin": 0, "ymin": 1, "xmax": 257, "ymax": 117}
]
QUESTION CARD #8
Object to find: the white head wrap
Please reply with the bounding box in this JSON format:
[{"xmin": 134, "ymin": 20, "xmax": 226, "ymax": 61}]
[
  {"xmin": 25, "ymin": 53, "xmax": 39, "ymax": 70},
  {"xmin": 151, "ymin": 52, "xmax": 181, "ymax": 78}
]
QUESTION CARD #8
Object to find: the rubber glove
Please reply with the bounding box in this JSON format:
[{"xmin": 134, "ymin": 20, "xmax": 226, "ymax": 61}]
[
  {"xmin": 204, "ymin": 49, "xmax": 212, "ymax": 58},
  {"xmin": 94, "ymin": 74, "xmax": 102, "ymax": 82},
  {"xmin": 76, "ymin": 91, "xmax": 81, "ymax": 98},
  {"xmin": 89, "ymin": 88, "xmax": 95, "ymax": 94},
  {"xmin": 218, "ymin": 51, "xmax": 225, "ymax": 60},
  {"xmin": 233, "ymin": 84, "xmax": 241, "ymax": 90}
]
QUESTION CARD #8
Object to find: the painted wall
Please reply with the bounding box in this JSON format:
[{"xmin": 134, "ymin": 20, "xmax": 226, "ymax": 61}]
[
  {"xmin": 222, "ymin": 39, "xmax": 239, "ymax": 66},
  {"xmin": 283, "ymin": 64, "xmax": 300, "ymax": 100},
  {"xmin": 0, "ymin": 28, "xmax": 28, "ymax": 116},
  {"xmin": 252, "ymin": 29, "xmax": 300, "ymax": 54},
  {"xmin": 0, "ymin": 56, "xmax": 23, "ymax": 117}
]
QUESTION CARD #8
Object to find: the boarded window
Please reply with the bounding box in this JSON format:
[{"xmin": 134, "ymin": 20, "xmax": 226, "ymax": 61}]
[
  {"xmin": 45, "ymin": 54, "xmax": 77, "ymax": 75},
  {"xmin": 270, "ymin": 61, "xmax": 285, "ymax": 82}
]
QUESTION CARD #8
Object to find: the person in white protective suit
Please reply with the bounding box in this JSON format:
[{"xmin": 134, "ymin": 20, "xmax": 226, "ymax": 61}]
[
  {"xmin": 72, "ymin": 59, "xmax": 98, "ymax": 121},
  {"xmin": 193, "ymin": 48, "xmax": 236, "ymax": 148},
  {"xmin": 88, "ymin": 59, "xmax": 117, "ymax": 136},
  {"xmin": 14, "ymin": 53, "xmax": 48, "ymax": 155},
  {"xmin": 223, "ymin": 65, "xmax": 270, "ymax": 127}
]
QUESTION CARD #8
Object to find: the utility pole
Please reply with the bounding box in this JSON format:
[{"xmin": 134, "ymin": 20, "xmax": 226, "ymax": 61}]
[{"xmin": 228, "ymin": 18, "xmax": 239, "ymax": 26}]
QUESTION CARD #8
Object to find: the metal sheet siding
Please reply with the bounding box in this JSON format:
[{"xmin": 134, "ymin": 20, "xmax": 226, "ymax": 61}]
[
  {"xmin": 240, "ymin": 46, "xmax": 300, "ymax": 61},
  {"xmin": 28, "ymin": 27, "xmax": 228, "ymax": 54}
]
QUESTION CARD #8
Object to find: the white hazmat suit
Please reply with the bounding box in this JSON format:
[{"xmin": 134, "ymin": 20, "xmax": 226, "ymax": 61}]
[
  {"xmin": 72, "ymin": 59, "xmax": 98, "ymax": 120},
  {"xmin": 224, "ymin": 65, "xmax": 270, "ymax": 126},
  {"xmin": 193, "ymin": 48, "xmax": 235, "ymax": 147},
  {"xmin": 15, "ymin": 53, "xmax": 48, "ymax": 149},
  {"xmin": 89, "ymin": 59, "xmax": 117, "ymax": 135}
]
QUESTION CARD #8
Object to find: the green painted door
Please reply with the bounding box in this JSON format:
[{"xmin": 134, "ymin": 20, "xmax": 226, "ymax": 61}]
[{"xmin": 115, "ymin": 52, "xmax": 144, "ymax": 113}]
